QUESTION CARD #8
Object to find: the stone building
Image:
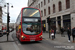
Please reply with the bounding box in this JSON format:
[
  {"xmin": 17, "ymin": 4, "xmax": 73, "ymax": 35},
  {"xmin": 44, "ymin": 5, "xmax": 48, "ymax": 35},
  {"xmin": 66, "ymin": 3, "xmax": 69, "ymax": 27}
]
[
  {"xmin": 0, "ymin": 0, "xmax": 5, "ymax": 25},
  {"xmin": 0, "ymin": 6, "xmax": 2, "ymax": 24},
  {"xmin": 28, "ymin": 0, "xmax": 75, "ymax": 32}
]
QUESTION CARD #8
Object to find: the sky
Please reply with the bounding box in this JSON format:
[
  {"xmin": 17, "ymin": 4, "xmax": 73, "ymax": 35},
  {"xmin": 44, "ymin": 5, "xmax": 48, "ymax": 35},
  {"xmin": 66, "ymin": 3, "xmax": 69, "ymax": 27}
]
[{"xmin": 3, "ymin": 0, "xmax": 28, "ymax": 23}]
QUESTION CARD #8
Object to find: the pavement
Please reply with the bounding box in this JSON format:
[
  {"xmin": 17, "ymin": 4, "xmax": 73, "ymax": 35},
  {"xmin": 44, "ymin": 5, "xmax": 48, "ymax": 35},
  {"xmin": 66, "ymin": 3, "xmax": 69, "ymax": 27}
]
[
  {"xmin": 0, "ymin": 31, "xmax": 75, "ymax": 50},
  {"xmin": 0, "ymin": 32, "xmax": 20, "ymax": 50},
  {"xmin": 43, "ymin": 32, "xmax": 75, "ymax": 46}
]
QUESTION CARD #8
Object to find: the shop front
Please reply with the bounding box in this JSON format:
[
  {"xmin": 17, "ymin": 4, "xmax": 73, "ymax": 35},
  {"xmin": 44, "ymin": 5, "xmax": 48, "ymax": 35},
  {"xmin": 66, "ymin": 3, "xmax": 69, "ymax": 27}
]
[
  {"xmin": 50, "ymin": 17, "xmax": 56, "ymax": 30},
  {"xmin": 63, "ymin": 14, "xmax": 71, "ymax": 30}
]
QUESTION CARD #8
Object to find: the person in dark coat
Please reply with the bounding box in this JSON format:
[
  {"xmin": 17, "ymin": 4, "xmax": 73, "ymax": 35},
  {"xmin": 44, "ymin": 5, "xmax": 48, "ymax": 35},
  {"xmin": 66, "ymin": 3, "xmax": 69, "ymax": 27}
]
[
  {"xmin": 54, "ymin": 29, "xmax": 56, "ymax": 39},
  {"xmin": 60, "ymin": 27, "xmax": 65, "ymax": 37},
  {"xmin": 72, "ymin": 27, "xmax": 75, "ymax": 43},
  {"xmin": 67, "ymin": 27, "xmax": 71, "ymax": 42}
]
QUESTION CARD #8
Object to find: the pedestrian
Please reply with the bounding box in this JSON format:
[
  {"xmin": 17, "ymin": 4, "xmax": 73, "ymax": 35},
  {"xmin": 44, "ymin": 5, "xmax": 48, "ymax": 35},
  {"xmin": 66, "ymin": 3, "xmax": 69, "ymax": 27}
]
[
  {"xmin": 54, "ymin": 28, "xmax": 56, "ymax": 39},
  {"xmin": 51, "ymin": 29, "xmax": 54, "ymax": 40},
  {"xmin": 67, "ymin": 27, "xmax": 71, "ymax": 42},
  {"xmin": 60, "ymin": 27, "xmax": 65, "ymax": 37},
  {"xmin": 72, "ymin": 27, "xmax": 75, "ymax": 43},
  {"xmin": 0, "ymin": 30, "xmax": 3, "ymax": 37}
]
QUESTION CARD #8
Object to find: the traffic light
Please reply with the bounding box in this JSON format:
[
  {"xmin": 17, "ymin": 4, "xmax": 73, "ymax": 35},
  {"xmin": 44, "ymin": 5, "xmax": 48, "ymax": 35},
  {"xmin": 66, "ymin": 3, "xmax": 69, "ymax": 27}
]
[
  {"xmin": 8, "ymin": 16, "xmax": 10, "ymax": 22},
  {"xmin": 47, "ymin": 17, "xmax": 51, "ymax": 25}
]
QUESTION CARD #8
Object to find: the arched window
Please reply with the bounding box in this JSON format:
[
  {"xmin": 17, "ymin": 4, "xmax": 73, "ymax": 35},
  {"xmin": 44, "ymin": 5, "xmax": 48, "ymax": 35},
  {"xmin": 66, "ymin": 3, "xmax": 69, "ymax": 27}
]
[
  {"xmin": 53, "ymin": 4, "xmax": 55, "ymax": 13},
  {"xmin": 41, "ymin": 2, "xmax": 43, "ymax": 7},
  {"xmin": 58, "ymin": 1, "xmax": 62, "ymax": 11},
  {"xmin": 41, "ymin": 10, "xmax": 43, "ymax": 17},
  {"xmin": 39, "ymin": 4, "xmax": 40, "ymax": 8},
  {"xmin": 48, "ymin": 0, "xmax": 50, "ymax": 3},
  {"xmin": 66, "ymin": 0, "xmax": 70, "ymax": 9},
  {"xmin": 44, "ymin": 9, "xmax": 46, "ymax": 16},
  {"xmin": 44, "ymin": 0, "xmax": 46, "ymax": 5},
  {"xmin": 48, "ymin": 7, "xmax": 50, "ymax": 15}
]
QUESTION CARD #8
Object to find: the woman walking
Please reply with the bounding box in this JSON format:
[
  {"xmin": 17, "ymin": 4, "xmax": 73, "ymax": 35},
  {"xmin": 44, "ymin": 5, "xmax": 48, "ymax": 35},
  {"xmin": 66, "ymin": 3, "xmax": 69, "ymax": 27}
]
[{"xmin": 51, "ymin": 29, "xmax": 54, "ymax": 40}]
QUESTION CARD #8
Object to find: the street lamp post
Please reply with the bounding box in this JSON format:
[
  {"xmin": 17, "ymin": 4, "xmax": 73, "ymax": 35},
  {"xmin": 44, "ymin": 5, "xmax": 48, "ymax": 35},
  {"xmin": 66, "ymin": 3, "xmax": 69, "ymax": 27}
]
[
  {"xmin": 7, "ymin": 3, "xmax": 9, "ymax": 41},
  {"xmin": 4, "ymin": 3, "xmax": 13, "ymax": 41}
]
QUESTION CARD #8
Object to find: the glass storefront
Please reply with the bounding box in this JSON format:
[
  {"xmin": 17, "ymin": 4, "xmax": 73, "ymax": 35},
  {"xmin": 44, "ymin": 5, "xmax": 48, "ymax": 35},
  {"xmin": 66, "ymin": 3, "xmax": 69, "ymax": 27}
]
[{"xmin": 63, "ymin": 14, "xmax": 71, "ymax": 30}]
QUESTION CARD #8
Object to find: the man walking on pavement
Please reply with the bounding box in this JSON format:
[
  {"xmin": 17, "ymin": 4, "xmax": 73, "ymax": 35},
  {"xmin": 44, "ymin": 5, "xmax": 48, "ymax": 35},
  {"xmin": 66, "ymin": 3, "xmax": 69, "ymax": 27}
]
[
  {"xmin": 72, "ymin": 27, "xmax": 75, "ymax": 43},
  {"xmin": 54, "ymin": 28, "xmax": 56, "ymax": 39},
  {"xmin": 60, "ymin": 27, "xmax": 65, "ymax": 37},
  {"xmin": 67, "ymin": 27, "xmax": 71, "ymax": 42}
]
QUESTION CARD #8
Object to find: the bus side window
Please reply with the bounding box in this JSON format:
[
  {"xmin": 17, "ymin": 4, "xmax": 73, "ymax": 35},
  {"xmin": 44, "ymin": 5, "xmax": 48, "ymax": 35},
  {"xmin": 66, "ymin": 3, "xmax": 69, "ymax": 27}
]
[
  {"xmin": 19, "ymin": 23, "xmax": 21, "ymax": 33},
  {"xmin": 16, "ymin": 26, "xmax": 18, "ymax": 32},
  {"xmin": 19, "ymin": 29, "xmax": 21, "ymax": 33},
  {"xmin": 16, "ymin": 26, "xmax": 17, "ymax": 32}
]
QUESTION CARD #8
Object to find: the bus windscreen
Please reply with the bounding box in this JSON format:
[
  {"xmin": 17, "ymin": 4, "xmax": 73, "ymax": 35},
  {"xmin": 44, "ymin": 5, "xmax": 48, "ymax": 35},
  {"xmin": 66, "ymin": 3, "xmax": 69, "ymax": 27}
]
[
  {"xmin": 22, "ymin": 22, "xmax": 41, "ymax": 35},
  {"xmin": 22, "ymin": 8, "xmax": 40, "ymax": 17}
]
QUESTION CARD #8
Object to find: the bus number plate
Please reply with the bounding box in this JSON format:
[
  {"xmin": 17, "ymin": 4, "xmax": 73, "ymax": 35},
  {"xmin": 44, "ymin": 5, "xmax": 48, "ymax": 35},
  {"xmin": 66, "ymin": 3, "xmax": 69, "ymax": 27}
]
[{"xmin": 30, "ymin": 40, "xmax": 35, "ymax": 41}]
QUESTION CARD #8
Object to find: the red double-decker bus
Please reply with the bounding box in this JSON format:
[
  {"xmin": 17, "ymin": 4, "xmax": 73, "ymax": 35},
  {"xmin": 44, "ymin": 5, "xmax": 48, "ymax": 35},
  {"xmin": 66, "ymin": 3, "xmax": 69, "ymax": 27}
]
[{"xmin": 16, "ymin": 7, "xmax": 43, "ymax": 42}]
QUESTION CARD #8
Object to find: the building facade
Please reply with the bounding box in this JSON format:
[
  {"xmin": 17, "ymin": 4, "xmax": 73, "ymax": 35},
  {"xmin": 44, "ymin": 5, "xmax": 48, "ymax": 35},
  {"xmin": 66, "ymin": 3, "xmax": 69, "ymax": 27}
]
[
  {"xmin": 0, "ymin": 0, "xmax": 5, "ymax": 25},
  {"xmin": 0, "ymin": 6, "xmax": 2, "ymax": 24},
  {"xmin": 28, "ymin": 0, "xmax": 75, "ymax": 33}
]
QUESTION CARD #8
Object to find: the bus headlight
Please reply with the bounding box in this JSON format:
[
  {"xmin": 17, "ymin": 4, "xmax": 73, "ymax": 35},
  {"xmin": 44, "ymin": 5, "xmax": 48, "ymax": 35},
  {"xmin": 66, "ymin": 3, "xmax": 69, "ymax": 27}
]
[
  {"xmin": 21, "ymin": 35, "xmax": 26, "ymax": 40},
  {"xmin": 39, "ymin": 35, "xmax": 42, "ymax": 38},
  {"xmin": 21, "ymin": 35, "xmax": 24, "ymax": 38}
]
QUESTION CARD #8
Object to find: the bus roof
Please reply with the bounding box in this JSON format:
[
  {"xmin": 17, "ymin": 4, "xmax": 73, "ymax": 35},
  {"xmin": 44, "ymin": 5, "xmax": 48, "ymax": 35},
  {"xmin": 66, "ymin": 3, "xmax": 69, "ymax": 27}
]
[{"xmin": 21, "ymin": 7, "xmax": 40, "ymax": 11}]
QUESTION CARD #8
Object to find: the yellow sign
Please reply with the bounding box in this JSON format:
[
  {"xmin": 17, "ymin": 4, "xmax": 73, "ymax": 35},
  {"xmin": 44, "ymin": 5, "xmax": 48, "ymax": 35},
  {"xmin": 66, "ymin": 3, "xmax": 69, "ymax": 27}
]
[
  {"xmin": 18, "ymin": 25, "xmax": 21, "ymax": 29},
  {"xmin": 44, "ymin": 24, "xmax": 45, "ymax": 27},
  {"xmin": 49, "ymin": 30, "xmax": 51, "ymax": 32}
]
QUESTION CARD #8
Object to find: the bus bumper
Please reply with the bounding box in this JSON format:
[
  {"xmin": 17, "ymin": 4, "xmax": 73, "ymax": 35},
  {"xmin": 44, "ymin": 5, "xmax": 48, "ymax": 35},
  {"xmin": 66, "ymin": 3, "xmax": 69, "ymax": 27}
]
[{"xmin": 20, "ymin": 37, "xmax": 42, "ymax": 42}]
